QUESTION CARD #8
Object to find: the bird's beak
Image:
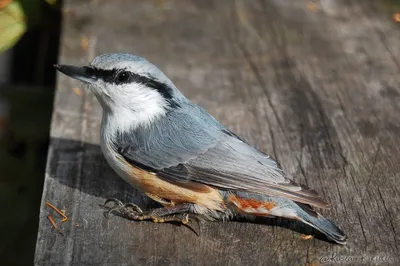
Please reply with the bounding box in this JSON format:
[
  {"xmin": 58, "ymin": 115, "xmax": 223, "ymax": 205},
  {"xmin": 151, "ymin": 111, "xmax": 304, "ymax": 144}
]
[{"xmin": 54, "ymin": 64, "xmax": 97, "ymax": 83}]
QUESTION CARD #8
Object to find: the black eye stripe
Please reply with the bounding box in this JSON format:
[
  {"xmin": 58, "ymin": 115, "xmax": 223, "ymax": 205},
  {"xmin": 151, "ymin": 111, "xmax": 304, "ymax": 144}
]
[
  {"xmin": 84, "ymin": 67, "xmax": 122, "ymax": 83},
  {"xmin": 85, "ymin": 67, "xmax": 176, "ymax": 101}
]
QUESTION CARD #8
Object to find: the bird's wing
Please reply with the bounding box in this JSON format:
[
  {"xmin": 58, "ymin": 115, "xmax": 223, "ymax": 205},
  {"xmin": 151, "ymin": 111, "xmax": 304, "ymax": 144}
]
[{"xmin": 115, "ymin": 106, "xmax": 329, "ymax": 208}]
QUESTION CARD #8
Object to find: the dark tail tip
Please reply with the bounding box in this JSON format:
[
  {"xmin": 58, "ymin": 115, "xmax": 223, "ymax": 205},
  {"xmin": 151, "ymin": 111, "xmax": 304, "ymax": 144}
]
[
  {"xmin": 325, "ymin": 223, "xmax": 347, "ymax": 245},
  {"xmin": 300, "ymin": 214, "xmax": 347, "ymax": 245}
]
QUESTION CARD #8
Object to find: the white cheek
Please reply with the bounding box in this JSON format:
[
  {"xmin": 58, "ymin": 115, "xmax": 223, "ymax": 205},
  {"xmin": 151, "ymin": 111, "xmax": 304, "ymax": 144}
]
[{"xmin": 100, "ymin": 83, "xmax": 168, "ymax": 133}]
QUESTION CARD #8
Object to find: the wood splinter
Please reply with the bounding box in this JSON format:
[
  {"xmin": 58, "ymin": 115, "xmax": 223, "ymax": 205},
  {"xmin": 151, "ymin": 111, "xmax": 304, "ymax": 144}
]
[
  {"xmin": 46, "ymin": 202, "xmax": 68, "ymax": 222},
  {"xmin": 47, "ymin": 214, "xmax": 61, "ymax": 233}
]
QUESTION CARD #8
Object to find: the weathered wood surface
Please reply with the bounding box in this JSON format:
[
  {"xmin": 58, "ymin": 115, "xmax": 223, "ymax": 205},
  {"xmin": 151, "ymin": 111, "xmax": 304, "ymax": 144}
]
[{"xmin": 35, "ymin": 0, "xmax": 400, "ymax": 265}]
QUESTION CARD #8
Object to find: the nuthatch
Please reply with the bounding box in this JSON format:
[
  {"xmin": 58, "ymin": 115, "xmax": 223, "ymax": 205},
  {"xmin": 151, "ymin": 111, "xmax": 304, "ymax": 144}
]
[{"xmin": 54, "ymin": 53, "xmax": 346, "ymax": 244}]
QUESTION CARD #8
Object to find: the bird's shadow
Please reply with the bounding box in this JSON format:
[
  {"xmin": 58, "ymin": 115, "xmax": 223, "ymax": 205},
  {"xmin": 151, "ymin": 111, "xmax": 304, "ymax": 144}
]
[
  {"xmin": 49, "ymin": 137, "xmax": 337, "ymax": 244},
  {"xmin": 235, "ymin": 216, "xmax": 335, "ymax": 244}
]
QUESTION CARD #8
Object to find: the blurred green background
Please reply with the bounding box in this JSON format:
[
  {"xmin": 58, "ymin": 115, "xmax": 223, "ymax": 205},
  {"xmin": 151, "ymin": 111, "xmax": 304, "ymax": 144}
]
[{"xmin": 0, "ymin": 0, "xmax": 61, "ymax": 265}]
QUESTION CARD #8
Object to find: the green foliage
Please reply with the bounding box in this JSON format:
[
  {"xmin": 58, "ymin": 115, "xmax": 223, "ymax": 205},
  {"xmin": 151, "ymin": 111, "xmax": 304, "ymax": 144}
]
[
  {"xmin": 0, "ymin": 1, "xmax": 27, "ymax": 53},
  {"xmin": 0, "ymin": 0, "xmax": 60, "ymax": 54}
]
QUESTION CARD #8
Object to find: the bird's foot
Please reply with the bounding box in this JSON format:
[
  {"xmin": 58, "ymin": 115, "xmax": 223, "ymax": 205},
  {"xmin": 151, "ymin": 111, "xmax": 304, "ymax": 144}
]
[
  {"xmin": 103, "ymin": 199, "xmax": 200, "ymax": 235},
  {"xmin": 104, "ymin": 198, "xmax": 143, "ymax": 217}
]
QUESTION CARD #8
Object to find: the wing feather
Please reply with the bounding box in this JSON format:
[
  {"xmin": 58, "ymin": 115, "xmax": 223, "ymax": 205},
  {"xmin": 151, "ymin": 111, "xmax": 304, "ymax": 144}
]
[{"xmin": 115, "ymin": 105, "xmax": 329, "ymax": 208}]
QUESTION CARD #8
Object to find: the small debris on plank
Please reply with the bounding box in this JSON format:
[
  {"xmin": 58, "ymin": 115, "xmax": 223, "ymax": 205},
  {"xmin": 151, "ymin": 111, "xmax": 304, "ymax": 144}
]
[
  {"xmin": 300, "ymin": 234, "xmax": 313, "ymax": 240},
  {"xmin": 307, "ymin": 2, "xmax": 319, "ymax": 13},
  {"xmin": 47, "ymin": 214, "xmax": 61, "ymax": 233},
  {"xmin": 72, "ymin": 87, "xmax": 82, "ymax": 96},
  {"xmin": 393, "ymin": 13, "xmax": 400, "ymax": 23},
  {"xmin": 81, "ymin": 36, "xmax": 89, "ymax": 53},
  {"xmin": 46, "ymin": 202, "xmax": 68, "ymax": 222}
]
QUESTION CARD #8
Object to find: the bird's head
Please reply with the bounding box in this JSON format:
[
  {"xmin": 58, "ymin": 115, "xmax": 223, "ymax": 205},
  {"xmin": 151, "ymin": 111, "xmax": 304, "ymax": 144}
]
[{"xmin": 54, "ymin": 53, "xmax": 183, "ymax": 128}]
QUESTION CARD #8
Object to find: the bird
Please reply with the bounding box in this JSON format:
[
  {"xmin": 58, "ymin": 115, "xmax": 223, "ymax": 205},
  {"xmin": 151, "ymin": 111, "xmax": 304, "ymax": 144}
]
[{"xmin": 54, "ymin": 53, "xmax": 347, "ymax": 245}]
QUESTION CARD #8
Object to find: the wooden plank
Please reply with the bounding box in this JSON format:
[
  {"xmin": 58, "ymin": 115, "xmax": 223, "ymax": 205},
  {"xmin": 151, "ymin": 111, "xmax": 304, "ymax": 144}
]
[{"xmin": 35, "ymin": 0, "xmax": 400, "ymax": 265}]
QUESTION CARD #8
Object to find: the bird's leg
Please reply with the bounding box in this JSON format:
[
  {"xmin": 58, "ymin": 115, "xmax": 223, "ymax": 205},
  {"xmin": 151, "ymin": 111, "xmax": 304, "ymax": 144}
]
[{"xmin": 104, "ymin": 199, "xmax": 190, "ymax": 222}]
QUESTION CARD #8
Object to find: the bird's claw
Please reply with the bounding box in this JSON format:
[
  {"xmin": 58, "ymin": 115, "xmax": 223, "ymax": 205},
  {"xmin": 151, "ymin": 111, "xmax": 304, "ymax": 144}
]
[
  {"xmin": 103, "ymin": 199, "xmax": 143, "ymax": 218},
  {"xmin": 183, "ymin": 214, "xmax": 201, "ymax": 237},
  {"xmin": 124, "ymin": 203, "xmax": 143, "ymax": 214},
  {"xmin": 104, "ymin": 198, "xmax": 124, "ymax": 208}
]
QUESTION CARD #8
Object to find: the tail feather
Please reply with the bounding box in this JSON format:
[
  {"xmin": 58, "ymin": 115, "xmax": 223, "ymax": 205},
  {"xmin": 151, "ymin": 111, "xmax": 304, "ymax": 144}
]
[
  {"xmin": 297, "ymin": 208, "xmax": 347, "ymax": 245},
  {"xmin": 225, "ymin": 192, "xmax": 347, "ymax": 244}
]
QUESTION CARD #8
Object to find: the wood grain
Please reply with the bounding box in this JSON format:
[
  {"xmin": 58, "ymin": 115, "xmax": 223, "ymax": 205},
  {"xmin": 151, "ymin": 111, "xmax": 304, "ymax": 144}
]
[{"xmin": 35, "ymin": 0, "xmax": 400, "ymax": 265}]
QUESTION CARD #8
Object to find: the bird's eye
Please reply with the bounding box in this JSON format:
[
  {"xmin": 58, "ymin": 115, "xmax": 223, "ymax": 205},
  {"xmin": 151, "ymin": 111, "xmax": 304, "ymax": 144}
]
[{"xmin": 115, "ymin": 71, "xmax": 131, "ymax": 83}]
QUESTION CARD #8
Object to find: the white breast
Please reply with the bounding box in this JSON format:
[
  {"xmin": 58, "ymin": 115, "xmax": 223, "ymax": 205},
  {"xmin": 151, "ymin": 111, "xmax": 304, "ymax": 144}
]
[{"xmin": 100, "ymin": 114, "xmax": 137, "ymax": 186}]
